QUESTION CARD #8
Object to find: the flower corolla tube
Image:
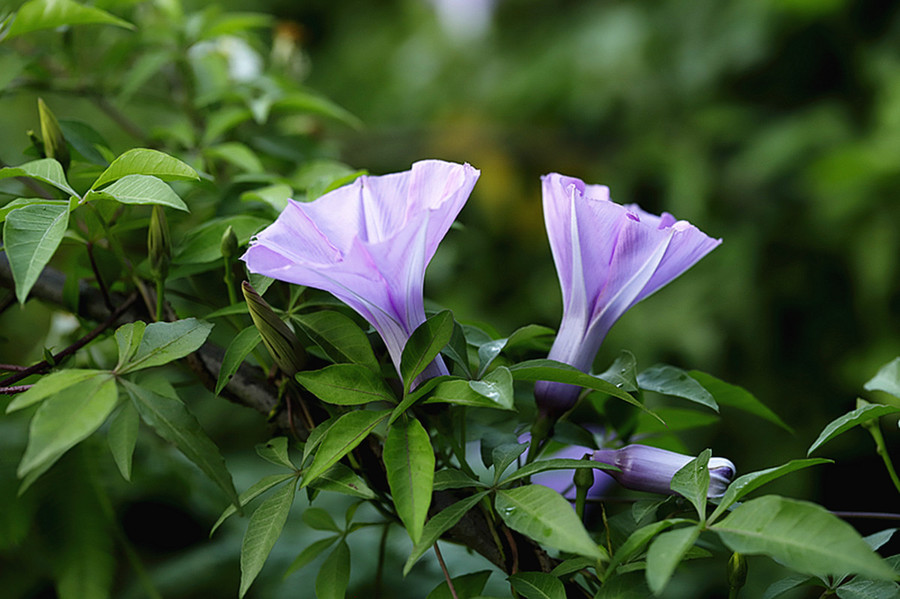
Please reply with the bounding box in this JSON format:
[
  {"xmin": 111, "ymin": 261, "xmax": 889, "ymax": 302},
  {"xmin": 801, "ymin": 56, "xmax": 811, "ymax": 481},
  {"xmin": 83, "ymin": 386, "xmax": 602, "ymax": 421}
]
[
  {"xmin": 535, "ymin": 174, "xmax": 722, "ymax": 416},
  {"xmin": 592, "ymin": 444, "xmax": 735, "ymax": 498},
  {"xmin": 241, "ymin": 159, "xmax": 480, "ymax": 380}
]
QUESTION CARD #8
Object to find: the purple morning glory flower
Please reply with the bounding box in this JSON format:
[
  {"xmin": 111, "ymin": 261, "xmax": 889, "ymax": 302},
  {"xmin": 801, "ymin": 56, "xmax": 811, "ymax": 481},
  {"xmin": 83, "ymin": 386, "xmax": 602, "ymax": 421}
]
[
  {"xmin": 241, "ymin": 159, "xmax": 480, "ymax": 379},
  {"xmin": 535, "ymin": 174, "xmax": 722, "ymax": 416},
  {"xmin": 593, "ymin": 444, "xmax": 735, "ymax": 498}
]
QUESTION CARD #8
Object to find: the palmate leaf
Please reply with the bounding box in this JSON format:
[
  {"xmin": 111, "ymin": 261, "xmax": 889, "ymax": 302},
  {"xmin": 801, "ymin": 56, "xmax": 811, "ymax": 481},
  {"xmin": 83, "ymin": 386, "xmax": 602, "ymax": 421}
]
[
  {"xmin": 239, "ymin": 481, "xmax": 296, "ymax": 598},
  {"xmin": 712, "ymin": 495, "xmax": 897, "ymax": 581},
  {"xmin": 315, "ymin": 540, "xmax": 351, "ymax": 599},
  {"xmin": 2, "ymin": 0, "xmax": 133, "ymax": 40},
  {"xmin": 122, "ymin": 379, "xmax": 240, "ymax": 510},
  {"xmin": 3, "ymin": 202, "xmax": 70, "ymax": 303},
  {"xmin": 384, "ymin": 416, "xmax": 434, "ymax": 544}
]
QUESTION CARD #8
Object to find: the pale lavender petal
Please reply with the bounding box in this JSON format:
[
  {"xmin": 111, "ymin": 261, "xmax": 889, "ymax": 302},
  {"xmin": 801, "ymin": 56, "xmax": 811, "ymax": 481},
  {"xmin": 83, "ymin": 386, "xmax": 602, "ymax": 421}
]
[
  {"xmin": 242, "ymin": 159, "xmax": 480, "ymax": 379},
  {"xmin": 535, "ymin": 174, "xmax": 721, "ymax": 416}
]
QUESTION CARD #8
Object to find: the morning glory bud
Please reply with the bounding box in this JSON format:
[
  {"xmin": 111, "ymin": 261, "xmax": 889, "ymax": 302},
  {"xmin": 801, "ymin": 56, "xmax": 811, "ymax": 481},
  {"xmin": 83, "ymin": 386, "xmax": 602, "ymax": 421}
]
[
  {"xmin": 727, "ymin": 552, "xmax": 748, "ymax": 592},
  {"xmin": 148, "ymin": 205, "xmax": 171, "ymax": 281},
  {"xmin": 592, "ymin": 444, "xmax": 735, "ymax": 498},
  {"xmin": 221, "ymin": 225, "xmax": 239, "ymax": 260},
  {"xmin": 242, "ymin": 281, "xmax": 306, "ymax": 377},
  {"xmin": 38, "ymin": 98, "xmax": 70, "ymax": 172}
]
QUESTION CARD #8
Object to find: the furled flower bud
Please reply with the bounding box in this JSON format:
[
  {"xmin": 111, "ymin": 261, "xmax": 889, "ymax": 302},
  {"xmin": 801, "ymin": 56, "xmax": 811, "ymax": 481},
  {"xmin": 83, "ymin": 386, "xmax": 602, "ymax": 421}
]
[
  {"xmin": 727, "ymin": 552, "xmax": 748, "ymax": 592},
  {"xmin": 221, "ymin": 225, "xmax": 239, "ymax": 260},
  {"xmin": 148, "ymin": 205, "xmax": 171, "ymax": 281},
  {"xmin": 242, "ymin": 281, "xmax": 306, "ymax": 376},
  {"xmin": 38, "ymin": 98, "xmax": 70, "ymax": 172},
  {"xmin": 592, "ymin": 444, "xmax": 735, "ymax": 498}
]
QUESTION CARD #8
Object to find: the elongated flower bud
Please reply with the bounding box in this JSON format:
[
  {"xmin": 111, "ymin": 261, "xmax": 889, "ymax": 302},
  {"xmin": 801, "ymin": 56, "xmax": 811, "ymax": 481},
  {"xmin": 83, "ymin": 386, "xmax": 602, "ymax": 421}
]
[
  {"xmin": 242, "ymin": 281, "xmax": 306, "ymax": 376},
  {"xmin": 727, "ymin": 552, "xmax": 748, "ymax": 592},
  {"xmin": 148, "ymin": 205, "xmax": 171, "ymax": 281},
  {"xmin": 221, "ymin": 225, "xmax": 239, "ymax": 260},
  {"xmin": 38, "ymin": 98, "xmax": 70, "ymax": 172},
  {"xmin": 592, "ymin": 444, "xmax": 735, "ymax": 498}
]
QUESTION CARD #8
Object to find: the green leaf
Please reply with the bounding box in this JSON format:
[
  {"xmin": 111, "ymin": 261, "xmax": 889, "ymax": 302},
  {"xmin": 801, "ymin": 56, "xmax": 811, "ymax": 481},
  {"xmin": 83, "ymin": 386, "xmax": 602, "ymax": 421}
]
[
  {"xmin": 835, "ymin": 578, "xmax": 900, "ymax": 599},
  {"xmin": 708, "ymin": 458, "xmax": 834, "ymax": 524},
  {"xmin": 689, "ymin": 371, "xmax": 792, "ymax": 432},
  {"xmin": 425, "ymin": 367, "xmax": 515, "ymax": 410},
  {"xmin": 309, "ymin": 463, "xmax": 376, "ymax": 499},
  {"xmin": 712, "ymin": 495, "xmax": 897, "ymax": 580},
  {"xmin": 808, "ymin": 401, "xmax": 900, "ymax": 456},
  {"xmin": 491, "ymin": 443, "xmax": 529, "ymax": 483},
  {"xmin": 0, "ymin": 158, "xmax": 77, "ymax": 196},
  {"xmin": 638, "ymin": 364, "xmax": 718, "ymax": 412},
  {"xmin": 175, "ymin": 215, "xmax": 269, "ymax": 264},
  {"xmin": 604, "ymin": 520, "xmax": 682, "ymax": 581},
  {"xmin": 475, "ymin": 324, "xmax": 554, "ymax": 378},
  {"xmin": 384, "ymin": 416, "xmax": 434, "ymax": 543},
  {"xmin": 762, "ymin": 575, "xmax": 817, "ymax": 599},
  {"xmin": 210, "ymin": 473, "xmax": 295, "ymax": 537},
  {"xmin": 3, "ymin": 203, "xmax": 69, "ymax": 303},
  {"xmin": 273, "ymin": 92, "xmax": 363, "ymax": 129},
  {"xmin": 241, "ymin": 184, "xmax": 291, "ymax": 214},
  {"xmin": 107, "ymin": 399, "xmax": 139, "ymax": 481},
  {"xmin": 669, "ymin": 449, "xmax": 711, "ymax": 522},
  {"xmin": 315, "ymin": 540, "xmax": 351, "ymax": 599},
  {"xmin": 3, "ymin": 0, "xmax": 133, "ymax": 40},
  {"xmin": 296, "ymin": 363, "xmax": 397, "ymax": 406},
  {"xmin": 302, "ymin": 507, "xmax": 341, "ymax": 532},
  {"xmin": 114, "ymin": 321, "xmax": 146, "ymax": 370},
  {"xmin": 215, "ymin": 326, "xmax": 260, "ymax": 395},
  {"xmin": 645, "ymin": 525, "xmax": 702, "ymax": 595},
  {"xmin": 300, "ymin": 409, "xmax": 390, "ymax": 488},
  {"xmin": 239, "ymin": 480, "xmax": 296, "ymax": 598},
  {"xmin": 388, "ymin": 375, "xmax": 451, "ymax": 424},
  {"xmin": 204, "ymin": 142, "xmax": 264, "ymax": 173},
  {"xmin": 403, "ymin": 491, "xmax": 490, "ymax": 575},
  {"xmin": 433, "ymin": 468, "xmax": 486, "ymax": 491},
  {"xmin": 6, "ymin": 368, "xmax": 106, "ymax": 412},
  {"xmin": 425, "ymin": 570, "xmax": 491, "ymax": 599},
  {"xmin": 17, "ymin": 374, "xmax": 117, "ymax": 480},
  {"xmin": 509, "ymin": 359, "xmax": 658, "ymax": 422},
  {"xmin": 84, "ymin": 174, "xmax": 188, "ymax": 211},
  {"xmin": 255, "ymin": 436, "xmax": 295, "ymax": 469},
  {"xmin": 400, "ymin": 310, "xmax": 454, "ymax": 393},
  {"xmin": 284, "ymin": 536, "xmax": 339, "ymax": 578},
  {"xmin": 501, "ymin": 458, "xmax": 618, "ymax": 487},
  {"xmin": 864, "ymin": 357, "xmax": 900, "ymax": 398},
  {"xmin": 508, "ymin": 572, "xmax": 566, "ymax": 599},
  {"xmin": 597, "ymin": 351, "xmax": 639, "ymax": 392},
  {"xmin": 58, "ymin": 120, "xmax": 112, "ymax": 166},
  {"xmin": 117, "ymin": 318, "xmax": 213, "ymax": 373},
  {"xmin": 123, "ymin": 379, "xmax": 240, "ymax": 509},
  {"xmin": 0, "ymin": 198, "xmax": 68, "ymax": 224},
  {"xmin": 292, "ymin": 310, "xmax": 380, "ymax": 372},
  {"xmin": 92, "ymin": 148, "xmax": 199, "ymax": 189},
  {"xmin": 495, "ymin": 485, "xmax": 606, "ymax": 560}
]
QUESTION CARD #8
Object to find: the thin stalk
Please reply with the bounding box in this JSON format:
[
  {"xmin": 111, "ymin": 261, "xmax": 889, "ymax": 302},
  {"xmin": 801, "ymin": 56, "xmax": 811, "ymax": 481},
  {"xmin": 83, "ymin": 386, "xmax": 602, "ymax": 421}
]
[
  {"xmin": 0, "ymin": 384, "xmax": 31, "ymax": 395},
  {"xmin": 86, "ymin": 241, "xmax": 113, "ymax": 311},
  {"xmin": 0, "ymin": 292, "xmax": 137, "ymax": 387},
  {"xmin": 374, "ymin": 523, "xmax": 390, "ymax": 599},
  {"xmin": 223, "ymin": 259, "xmax": 238, "ymax": 306},
  {"xmin": 862, "ymin": 419, "xmax": 900, "ymax": 494},
  {"xmin": 154, "ymin": 278, "xmax": 164, "ymax": 322},
  {"xmin": 433, "ymin": 543, "xmax": 459, "ymax": 599}
]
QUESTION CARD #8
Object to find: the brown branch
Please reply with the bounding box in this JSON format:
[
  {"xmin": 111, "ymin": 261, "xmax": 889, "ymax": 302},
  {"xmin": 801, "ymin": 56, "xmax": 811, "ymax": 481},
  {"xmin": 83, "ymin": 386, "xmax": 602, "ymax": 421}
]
[
  {"xmin": 0, "ymin": 384, "xmax": 31, "ymax": 395},
  {"xmin": 0, "ymin": 292, "xmax": 138, "ymax": 387}
]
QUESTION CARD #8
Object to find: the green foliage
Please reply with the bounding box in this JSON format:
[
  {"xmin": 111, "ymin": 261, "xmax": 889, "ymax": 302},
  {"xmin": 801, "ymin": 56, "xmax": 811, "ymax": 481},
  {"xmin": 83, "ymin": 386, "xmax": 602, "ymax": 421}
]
[
  {"xmin": 239, "ymin": 479, "xmax": 296, "ymax": 597},
  {"xmin": 383, "ymin": 416, "xmax": 434, "ymax": 543}
]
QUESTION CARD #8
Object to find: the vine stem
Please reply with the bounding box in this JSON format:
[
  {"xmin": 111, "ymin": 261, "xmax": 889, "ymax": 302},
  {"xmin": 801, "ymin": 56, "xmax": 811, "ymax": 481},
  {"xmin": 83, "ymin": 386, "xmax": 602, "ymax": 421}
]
[
  {"xmin": 374, "ymin": 523, "xmax": 390, "ymax": 599},
  {"xmin": 0, "ymin": 292, "xmax": 137, "ymax": 387},
  {"xmin": 433, "ymin": 543, "xmax": 459, "ymax": 599},
  {"xmin": 862, "ymin": 419, "xmax": 900, "ymax": 494},
  {"xmin": 0, "ymin": 384, "xmax": 32, "ymax": 395}
]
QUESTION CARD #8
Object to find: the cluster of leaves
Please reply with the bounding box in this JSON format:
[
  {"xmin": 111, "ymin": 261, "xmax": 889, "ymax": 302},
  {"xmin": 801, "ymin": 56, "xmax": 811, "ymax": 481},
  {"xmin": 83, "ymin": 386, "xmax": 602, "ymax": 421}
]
[{"xmin": 1, "ymin": 2, "xmax": 899, "ymax": 599}]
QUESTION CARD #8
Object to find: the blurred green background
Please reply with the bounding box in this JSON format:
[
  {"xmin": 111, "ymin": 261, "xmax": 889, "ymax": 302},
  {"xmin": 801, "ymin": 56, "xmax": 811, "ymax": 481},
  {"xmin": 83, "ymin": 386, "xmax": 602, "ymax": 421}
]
[{"xmin": 2, "ymin": 0, "xmax": 899, "ymax": 597}]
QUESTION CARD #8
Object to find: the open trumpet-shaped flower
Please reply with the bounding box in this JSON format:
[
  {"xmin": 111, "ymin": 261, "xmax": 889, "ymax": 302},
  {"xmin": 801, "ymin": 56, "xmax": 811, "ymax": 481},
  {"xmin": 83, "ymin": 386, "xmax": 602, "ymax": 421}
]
[
  {"xmin": 535, "ymin": 174, "xmax": 721, "ymax": 416},
  {"xmin": 593, "ymin": 444, "xmax": 736, "ymax": 498},
  {"xmin": 242, "ymin": 159, "xmax": 480, "ymax": 378}
]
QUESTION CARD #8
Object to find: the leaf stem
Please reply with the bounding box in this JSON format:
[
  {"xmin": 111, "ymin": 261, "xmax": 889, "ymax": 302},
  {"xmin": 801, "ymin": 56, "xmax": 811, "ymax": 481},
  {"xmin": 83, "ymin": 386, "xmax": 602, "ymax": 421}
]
[
  {"xmin": 374, "ymin": 523, "xmax": 390, "ymax": 599},
  {"xmin": 86, "ymin": 240, "xmax": 114, "ymax": 311},
  {"xmin": 155, "ymin": 278, "xmax": 165, "ymax": 322},
  {"xmin": 433, "ymin": 543, "xmax": 459, "ymax": 599},
  {"xmin": 862, "ymin": 418, "xmax": 900, "ymax": 494}
]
